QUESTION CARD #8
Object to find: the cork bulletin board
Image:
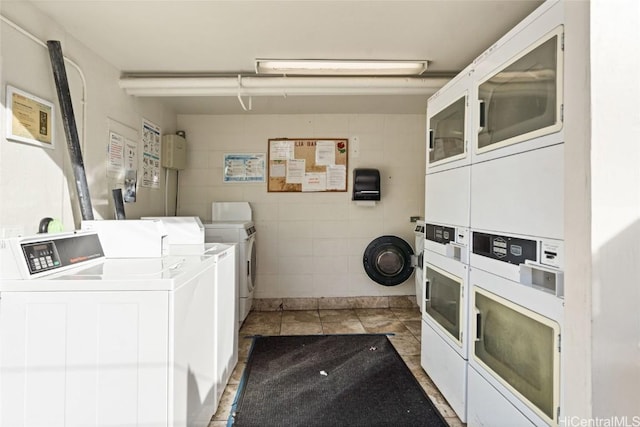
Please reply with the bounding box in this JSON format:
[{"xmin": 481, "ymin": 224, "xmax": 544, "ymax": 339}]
[{"xmin": 267, "ymin": 138, "xmax": 348, "ymax": 192}]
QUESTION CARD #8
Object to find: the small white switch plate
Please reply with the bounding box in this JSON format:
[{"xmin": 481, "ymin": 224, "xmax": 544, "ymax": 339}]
[{"xmin": 351, "ymin": 136, "xmax": 360, "ymax": 158}]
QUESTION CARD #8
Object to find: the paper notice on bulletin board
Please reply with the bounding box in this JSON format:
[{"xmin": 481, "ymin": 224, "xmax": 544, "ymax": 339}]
[
  {"xmin": 270, "ymin": 140, "xmax": 295, "ymax": 160},
  {"xmin": 302, "ymin": 172, "xmax": 327, "ymax": 192},
  {"xmin": 315, "ymin": 140, "xmax": 336, "ymax": 165},
  {"xmin": 326, "ymin": 164, "xmax": 346, "ymax": 190},
  {"xmin": 141, "ymin": 118, "xmax": 161, "ymax": 188},
  {"xmin": 286, "ymin": 159, "xmax": 305, "ymax": 184}
]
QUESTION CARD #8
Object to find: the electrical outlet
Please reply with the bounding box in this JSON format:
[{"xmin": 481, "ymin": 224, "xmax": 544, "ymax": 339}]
[{"xmin": 2, "ymin": 226, "xmax": 24, "ymax": 238}]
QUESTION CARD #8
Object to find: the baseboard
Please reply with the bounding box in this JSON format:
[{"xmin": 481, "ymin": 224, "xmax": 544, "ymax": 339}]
[{"xmin": 252, "ymin": 295, "xmax": 418, "ymax": 311}]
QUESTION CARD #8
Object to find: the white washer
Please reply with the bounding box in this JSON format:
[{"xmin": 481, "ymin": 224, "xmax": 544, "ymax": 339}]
[
  {"xmin": 0, "ymin": 231, "xmax": 235, "ymax": 427},
  {"xmin": 413, "ymin": 220, "xmax": 425, "ymax": 311},
  {"xmin": 205, "ymin": 202, "xmax": 257, "ymax": 325}
]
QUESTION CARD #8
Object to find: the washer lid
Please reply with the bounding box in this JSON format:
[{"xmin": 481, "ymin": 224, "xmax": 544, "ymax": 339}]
[
  {"xmin": 0, "ymin": 255, "xmax": 212, "ymax": 292},
  {"xmin": 212, "ymin": 202, "xmax": 252, "ymax": 221},
  {"xmin": 363, "ymin": 235, "xmax": 414, "ymax": 286}
]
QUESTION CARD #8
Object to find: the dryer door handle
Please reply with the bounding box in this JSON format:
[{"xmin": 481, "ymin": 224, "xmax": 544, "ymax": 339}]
[{"xmin": 474, "ymin": 308, "xmax": 483, "ymax": 342}]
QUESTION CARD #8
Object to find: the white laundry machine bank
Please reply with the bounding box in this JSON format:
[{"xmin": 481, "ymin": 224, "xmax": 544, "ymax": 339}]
[
  {"xmin": 419, "ymin": 1, "xmax": 568, "ymax": 426},
  {"xmin": 204, "ymin": 202, "xmax": 256, "ymax": 325},
  {"xmin": 0, "ymin": 231, "xmax": 235, "ymax": 427}
]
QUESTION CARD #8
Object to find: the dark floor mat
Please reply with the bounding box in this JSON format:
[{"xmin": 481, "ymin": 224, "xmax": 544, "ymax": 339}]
[{"xmin": 229, "ymin": 334, "xmax": 447, "ymax": 427}]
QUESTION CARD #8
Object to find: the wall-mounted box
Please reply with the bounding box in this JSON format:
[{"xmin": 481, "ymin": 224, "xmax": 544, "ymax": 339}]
[
  {"xmin": 352, "ymin": 168, "xmax": 380, "ymax": 201},
  {"xmin": 162, "ymin": 134, "xmax": 187, "ymax": 170}
]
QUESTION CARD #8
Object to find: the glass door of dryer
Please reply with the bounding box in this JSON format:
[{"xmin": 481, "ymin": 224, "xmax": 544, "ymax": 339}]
[
  {"xmin": 426, "ymin": 67, "xmax": 472, "ymax": 173},
  {"xmin": 424, "ymin": 263, "xmax": 465, "ymax": 349},
  {"xmin": 428, "ymin": 95, "xmax": 466, "ymax": 167},
  {"xmin": 477, "ymin": 26, "xmax": 563, "ymax": 155},
  {"xmin": 471, "ymin": 286, "xmax": 560, "ymax": 426}
]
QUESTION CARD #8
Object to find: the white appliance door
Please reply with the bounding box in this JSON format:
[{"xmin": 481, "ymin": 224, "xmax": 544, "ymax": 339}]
[
  {"xmin": 423, "ymin": 261, "xmax": 467, "ymax": 353},
  {"xmin": 469, "ymin": 282, "xmax": 561, "ymax": 426},
  {"xmin": 476, "ymin": 26, "xmax": 564, "ymax": 155},
  {"xmin": 427, "ymin": 93, "xmax": 468, "ymax": 170}
]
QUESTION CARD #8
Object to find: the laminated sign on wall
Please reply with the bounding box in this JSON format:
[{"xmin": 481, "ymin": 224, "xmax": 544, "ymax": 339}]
[
  {"xmin": 267, "ymin": 138, "xmax": 348, "ymax": 192},
  {"xmin": 141, "ymin": 118, "xmax": 161, "ymax": 189},
  {"xmin": 224, "ymin": 153, "xmax": 266, "ymax": 182}
]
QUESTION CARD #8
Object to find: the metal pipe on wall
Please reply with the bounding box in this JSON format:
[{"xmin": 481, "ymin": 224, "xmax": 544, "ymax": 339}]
[
  {"xmin": 118, "ymin": 76, "xmax": 452, "ymax": 97},
  {"xmin": 47, "ymin": 40, "xmax": 94, "ymax": 221}
]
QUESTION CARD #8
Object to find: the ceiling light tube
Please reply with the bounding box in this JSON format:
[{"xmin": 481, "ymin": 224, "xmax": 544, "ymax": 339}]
[{"xmin": 255, "ymin": 59, "xmax": 428, "ymax": 76}]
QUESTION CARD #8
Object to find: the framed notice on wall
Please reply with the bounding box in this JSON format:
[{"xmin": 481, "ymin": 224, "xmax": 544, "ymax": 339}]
[
  {"xmin": 5, "ymin": 85, "xmax": 55, "ymax": 149},
  {"xmin": 267, "ymin": 138, "xmax": 348, "ymax": 192},
  {"xmin": 224, "ymin": 153, "xmax": 266, "ymax": 183}
]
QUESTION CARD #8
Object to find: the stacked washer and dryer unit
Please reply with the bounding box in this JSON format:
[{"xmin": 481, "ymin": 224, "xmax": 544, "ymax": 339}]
[{"xmin": 422, "ymin": 1, "xmax": 565, "ymax": 426}]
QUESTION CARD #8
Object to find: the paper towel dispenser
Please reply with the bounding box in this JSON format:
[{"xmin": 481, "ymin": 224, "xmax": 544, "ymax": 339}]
[{"xmin": 353, "ymin": 168, "xmax": 381, "ymax": 201}]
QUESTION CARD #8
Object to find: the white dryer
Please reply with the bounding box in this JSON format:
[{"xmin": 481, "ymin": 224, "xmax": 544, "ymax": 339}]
[{"xmin": 204, "ymin": 202, "xmax": 257, "ymax": 325}]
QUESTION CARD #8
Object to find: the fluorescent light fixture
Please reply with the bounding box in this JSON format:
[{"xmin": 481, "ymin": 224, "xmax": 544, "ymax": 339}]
[{"xmin": 255, "ymin": 59, "xmax": 428, "ymax": 76}]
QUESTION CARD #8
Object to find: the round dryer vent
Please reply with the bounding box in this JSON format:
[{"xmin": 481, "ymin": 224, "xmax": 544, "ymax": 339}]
[{"xmin": 363, "ymin": 235, "xmax": 414, "ymax": 286}]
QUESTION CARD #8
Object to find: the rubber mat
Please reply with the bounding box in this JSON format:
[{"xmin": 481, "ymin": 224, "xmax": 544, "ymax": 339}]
[{"xmin": 229, "ymin": 334, "xmax": 447, "ymax": 427}]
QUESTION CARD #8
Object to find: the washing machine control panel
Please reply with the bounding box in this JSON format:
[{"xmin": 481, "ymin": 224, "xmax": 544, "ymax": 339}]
[
  {"xmin": 22, "ymin": 241, "xmax": 61, "ymax": 274},
  {"xmin": 20, "ymin": 233, "xmax": 105, "ymax": 276}
]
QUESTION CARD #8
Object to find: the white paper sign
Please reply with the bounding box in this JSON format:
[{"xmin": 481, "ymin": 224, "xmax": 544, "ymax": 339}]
[
  {"xmin": 326, "ymin": 164, "xmax": 347, "ymax": 190},
  {"xmin": 302, "ymin": 173, "xmax": 327, "ymax": 192},
  {"xmin": 270, "ymin": 161, "xmax": 286, "ymax": 178},
  {"xmin": 107, "ymin": 131, "xmax": 125, "ymax": 179},
  {"xmin": 270, "ymin": 140, "xmax": 294, "ymax": 160},
  {"xmin": 286, "ymin": 159, "xmax": 305, "ymax": 184},
  {"xmin": 315, "ymin": 140, "xmax": 336, "ymax": 166}
]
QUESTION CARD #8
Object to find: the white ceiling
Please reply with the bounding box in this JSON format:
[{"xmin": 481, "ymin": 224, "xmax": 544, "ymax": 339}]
[{"xmin": 23, "ymin": 0, "xmax": 543, "ymax": 114}]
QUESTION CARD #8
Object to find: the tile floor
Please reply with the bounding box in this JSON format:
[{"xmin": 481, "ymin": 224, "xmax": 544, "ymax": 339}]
[{"xmin": 208, "ymin": 307, "xmax": 465, "ymax": 427}]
